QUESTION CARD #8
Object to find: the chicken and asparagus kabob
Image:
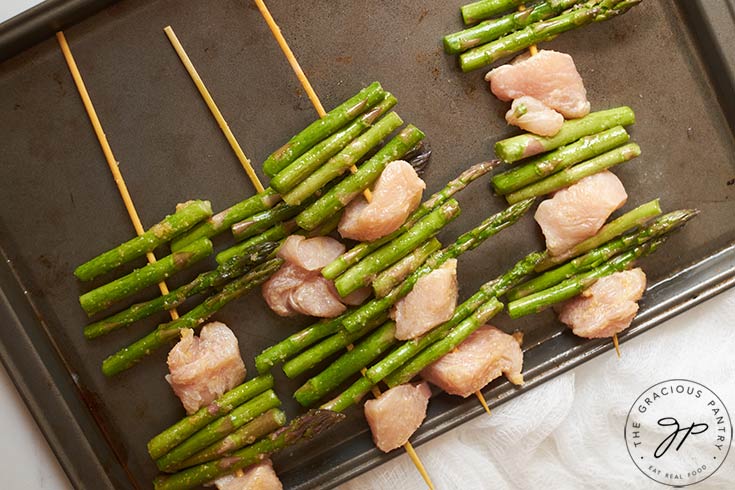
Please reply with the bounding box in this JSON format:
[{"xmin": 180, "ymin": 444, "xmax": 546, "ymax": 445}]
[{"xmin": 443, "ymin": 0, "xmax": 641, "ymax": 72}]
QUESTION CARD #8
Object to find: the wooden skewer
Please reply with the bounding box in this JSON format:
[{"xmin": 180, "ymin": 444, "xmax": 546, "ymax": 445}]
[
  {"xmin": 163, "ymin": 25, "xmax": 265, "ymax": 194},
  {"xmin": 56, "ymin": 31, "xmax": 179, "ymax": 321},
  {"xmin": 472, "ymin": 3, "xmax": 542, "ymax": 415},
  {"xmin": 347, "ymin": 349, "xmax": 435, "ymax": 487},
  {"xmin": 475, "ymin": 390, "xmax": 492, "ymax": 416},
  {"xmin": 252, "ymin": 1, "xmax": 430, "ymax": 486},
  {"xmin": 252, "ymin": 0, "xmax": 373, "ymax": 203},
  {"xmin": 613, "ymin": 333, "xmax": 621, "ymax": 358}
]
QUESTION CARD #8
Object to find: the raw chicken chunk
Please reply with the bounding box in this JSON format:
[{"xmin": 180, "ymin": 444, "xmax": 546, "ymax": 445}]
[
  {"xmin": 391, "ymin": 259, "xmax": 458, "ymax": 340},
  {"xmin": 558, "ymin": 268, "xmax": 646, "ymax": 338},
  {"xmin": 277, "ymin": 235, "xmax": 345, "ymax": 272},
  {"xmin": 290, "ymin": 276, "xmax": 347, "ymax": 318},
  {"xmin": 338, "ymin": 285, "xmax": 373, "ymax": 306},
  {"xmin": 263, "ymin": 235, "xmax": 351, "ymax": 318},
  {"xmin": 261, "ymin": 263, "xmax": 311, "ymax": 317},
  {"xmin": 534, "ymin": 171, "xmax": 627, "ymax": 256},
  {"xmin": 339, "ymin": 160, "xmax": 426, "ymax": 241},
  {"xmin": 486, "ymin": 50, "xmax": 590, "ymax": 118},
  {"xmin": 505, "ymin": 96, "xmax": 564, "ymax": 137},
  {"xmin": 166, "ymin": 322, "xmax": 246, "ymax": 414},
  {"xmin": 214, "ymin": 460, "xmax": 282, "ymax": 490},
  {"xmin": 421, "ymin": 326, "xmax": 523, "ymax": 398},
  {"xmin": 364, "ymin": 382, "xmax": 432, "ymax": 453}
]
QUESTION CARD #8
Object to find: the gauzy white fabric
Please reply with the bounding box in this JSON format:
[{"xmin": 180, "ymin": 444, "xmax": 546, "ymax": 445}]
[{"xmin": 340, "ymin": 289, "xmax": 735, "ymax": 490}]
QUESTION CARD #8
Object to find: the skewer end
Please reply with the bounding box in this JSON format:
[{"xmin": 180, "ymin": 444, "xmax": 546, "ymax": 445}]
[
  {"xmin": 404, "ymin": 442, "xmax": 435, "ymax": 490},
  {"xmin": 475, "ymin": 391, "xmax": 492, "ymax": 416}
]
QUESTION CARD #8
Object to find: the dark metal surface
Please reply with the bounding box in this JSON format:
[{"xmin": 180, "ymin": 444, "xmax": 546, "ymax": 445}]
[
  {"xmin": 0, "ymin": 0, "xmax": 119, "ymax": 61},
  {"xmin": 0, "ymin": 1, "xmax": 733, "ymax": 489}
]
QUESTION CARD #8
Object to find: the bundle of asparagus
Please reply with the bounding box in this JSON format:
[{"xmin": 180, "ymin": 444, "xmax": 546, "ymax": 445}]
[
  {"xmin": 146, "ymin": 373, "xmax": 344, "ymax": 490},
  {"xmin": 319, "ymin": 203, "xmax": 698, "ymax": 412},
  {"xmin": 491, "ymin": 106, "xmax": 641, "ymax": 202},
  {"xmin": 102, "ymin": 258, "xmax": 282, "ymax": 376},
  {"xmin": 84, "ymin": 241, "xmax": 278, "ymax": 339},
  {"xmin": 443, "ymin": 0, "xmax": 642, "ymax": 72}
]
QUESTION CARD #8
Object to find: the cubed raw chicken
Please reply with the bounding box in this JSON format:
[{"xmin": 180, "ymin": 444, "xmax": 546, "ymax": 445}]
[
  {"xmin": 505, "ymin": 96, "xmax": 564, "ymax": 137},
  {"xmin": 391, "ymin": 259, "xmax": 458, "ymax": 340},
  {"xmin": 289, "ymin": 275, "xmax": 347, "ymax": 318},
  {"xmin": 277, "ymin": 235, "xmax": 345, "ymax": 271},
  {"xmin": 364, "ymin": 382, "xmax": 432, "ymax": 453},
  {"xmin": 337, "ymin": 285, "xmax": 373, "ymax": 306},
  {"xmin": 486, "ymin": 50, "xmax": 590, "ymax": 119},
  {"xmin": 558, "ymin": 268, "xmax": 647, "ymax": 338},
  {"xmin": 339, "ymin": 160, "xmax": 426, "ymax": 241},
  {"xmin": 166, "ymin": 322, "xmax": 246, "ymax": 414},
  {"xmin": 214, "ymin": 460, "xmax": 282, "ymax": 490},
  {"xmin": 534, "ymin": 171, "xmax": 628, "ymax": 256},
  {"xmin": 263, "ymin": 235, "xmax": 351, "ymax": 318},
  {"xmin": 421, "ymin": 326, "xmax": 524, "ymax": 398},
  {"xmin": 261, "ymin": 263, "xmax": 311, "ymax": 317}
]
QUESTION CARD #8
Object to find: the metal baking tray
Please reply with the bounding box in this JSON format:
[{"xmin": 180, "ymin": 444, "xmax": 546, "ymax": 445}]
[{"xmin": 1, "ymin": 1, "xmax": 733, "ymax": 488}]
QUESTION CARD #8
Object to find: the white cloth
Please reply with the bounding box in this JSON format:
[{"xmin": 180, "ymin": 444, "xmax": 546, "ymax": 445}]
[{"xmin": 340, "ymin": 289, "xmax": 735, "ymax": 489}]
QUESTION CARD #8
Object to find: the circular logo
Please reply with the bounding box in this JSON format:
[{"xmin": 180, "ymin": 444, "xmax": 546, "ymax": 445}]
[{"xmin": 624, "ymin": 379, "xmax": 732, "ymax": 486}]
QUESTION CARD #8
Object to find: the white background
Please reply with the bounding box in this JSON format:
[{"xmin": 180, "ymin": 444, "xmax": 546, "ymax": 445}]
[{"xmin": 1, "ymin": 2, "xmax": 733, "ymax": 489}]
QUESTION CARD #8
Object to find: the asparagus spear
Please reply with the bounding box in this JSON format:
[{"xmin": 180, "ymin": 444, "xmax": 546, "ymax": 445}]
[
  {"xmin": 84, "ymin": 241, "xmax": 277, "ymax": 339},
  {"xmin": 334, "ymin": 199, "xmax": 461, "ymax": 297},
  {"xmin": 79, "ymin": 238, "xmax": 214, "ymax": 316},
  {"xmin": 74, "ymin": 200, "xmax": 212, "ymax": 281},
  {"xmin": 372, "ymin": 238, "xmax": 442, "ymax": 297},
  {"xmin": 295, "ymin": 125, "xmax": 425, "ymax": 231},
  {"xmin": 263, "ymin": 82, "xmax": 386, "ymax": 176},
  {"xmin": 491, "ymin": 126, "xmax": 630, "ymax": 195},
  {"xmin": 505, "ymin": 143, "xmax": 641, "ymax": 203},
  {"xmin": 508, "ymin": 239, "xmax": 663, "ymax": 318},
  {"xmin": 461, "ymin": 0, "xmax": 526, "ymax": 24},
  {"xmin": 445, "ymin": 0, "xmax": 580, "ymax": 54},
  {"xmin": 495, "ymin": 106, "xmax": 636, "ymax": 163},
  {"xmin": 321, "ymin": 376, "xmax": 374, "ymax": 413},
  {"xmin": 385, "ymin": 298, "xmax": 504, "ymax": 387},
  {"xmin": 342, "ymin": 198, "xmax": 534, "ymax": 332},
  {"xmin": 156, "ymin": 390, "xmax": 281, "ymax": 472},
  {"xmin": 367, "ymin": 250, "xmax": 545, "ymax": 384},
  {"xmin": 294, "ymin": 321, "xmax": 397, "ymax": 407},
  {"xmin": 231, "ymin": 201, "xmax": 304, "ymax": 241},
  {"xmin": 153, "ymin": 410, "xmax": 345, "ymax": 490},
  {"xmin": 173, "ymin": 408, "xmax": 286, "ymax": 470},
  {"xmin": 460, "ymin": 0, "xmax": 642, "ymax": 71},
  {"xmin": 147, "ymin": 374, "xmax": 274, "ymax": 460},
  {"xmin": 216, "ymin": 221, "xmax": 297, "ymax": 265},
  {"xmin": 254, "ymin": 314, "xmax": 349, "ymax": 374},
  {"xmin": 508, "ymin": 209, "xmax": 699, "ymax": 300},
  {"xmin": 282, "ymin": 313, "xmax": 388, "ymax": 379},
  {"xmin": 536, "ymin": 199, "xmax": 662, "ymax": 270},
  {"xmin": 171, "ymin": 189, "xmax": 281, "ymax": 251},
  {"xmin": 322, "ymin": 160, "xmax": 499, "ymax": 280},
  {"xmin": 101, "ymin": 259, "xmax": 282, "ymax": 376},
  {"xmin": 270, "ymin": 94, "xmax": 398, "ymax": 194},
  {"xmin": 283, "ymin": 111, "xmax": 404, "ymax": 205}
]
